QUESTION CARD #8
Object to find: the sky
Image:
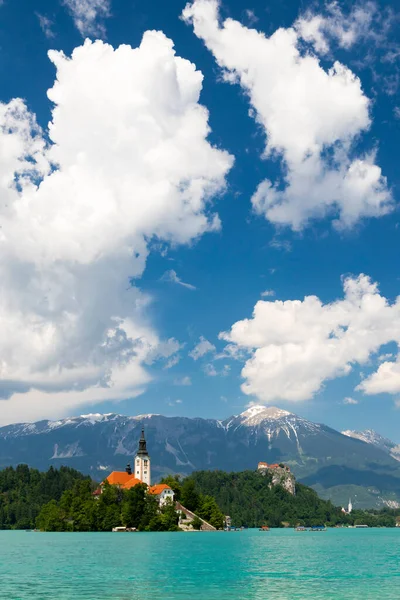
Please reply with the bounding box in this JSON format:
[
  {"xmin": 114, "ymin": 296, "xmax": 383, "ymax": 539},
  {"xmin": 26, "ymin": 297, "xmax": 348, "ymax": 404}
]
[{"xmin": 0, "ymin": 0, "xmax": 399, "ymax": 441}]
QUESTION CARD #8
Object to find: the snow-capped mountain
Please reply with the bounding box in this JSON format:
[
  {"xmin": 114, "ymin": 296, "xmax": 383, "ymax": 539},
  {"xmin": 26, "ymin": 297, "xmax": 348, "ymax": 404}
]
[
  {"xmin": 342, "ymin": 429, "xmax": 400, "ymax": 462},
  {"xmin": 1, "ymin": 407, "xmax": 400, "ymax": 508}
]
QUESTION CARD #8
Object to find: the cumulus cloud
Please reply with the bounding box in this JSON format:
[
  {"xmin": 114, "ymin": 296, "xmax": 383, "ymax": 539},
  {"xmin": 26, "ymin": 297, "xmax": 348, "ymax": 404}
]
[
  {"xmin": 189, "ymin": 336, "xmax": 216, "ymax": 360},
  {"xmin": 357, "ymin": 358, "xmax": 400, "ymax": 395},
  {"xmin": 0, "ymin": 34, "xmax": 232, "ymax": 424},
  {"xmin": 183, "ymin": 0, "xmax": 392, "ymax": 230},
  {"xmin": 160, "ymin": 269, "xmax": 197, "ymax": 290},
  {"xmin": 63, "ymin": 0, "xmax": 111, "ymax": 37},
  {"xmin": 261, "ymin": 289, "xmax": 275, "ymax": 297},
  {"xmin": 220, "ymin": 274, "xmax": 400, "ymax": 403}
]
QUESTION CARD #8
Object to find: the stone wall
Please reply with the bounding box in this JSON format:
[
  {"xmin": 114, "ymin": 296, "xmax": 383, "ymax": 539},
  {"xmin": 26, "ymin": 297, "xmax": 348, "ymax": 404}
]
[{"xmin": 175, "ymin": 501, "xmax": 216, "ymax": 531}]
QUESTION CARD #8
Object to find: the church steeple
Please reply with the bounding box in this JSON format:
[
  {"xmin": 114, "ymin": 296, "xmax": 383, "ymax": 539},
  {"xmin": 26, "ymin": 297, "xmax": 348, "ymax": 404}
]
[
  {"xmin": 134, "ymin": 426, "xmax": 151, "ymax": 485},
  {"xmin": 137, "ymin": 428, "xmax": 149, "ymax": 456}
]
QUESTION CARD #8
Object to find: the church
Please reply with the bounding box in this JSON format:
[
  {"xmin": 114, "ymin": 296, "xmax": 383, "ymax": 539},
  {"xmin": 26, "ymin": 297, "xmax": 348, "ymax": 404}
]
[{"xmin": 100, "ymin": 428, "xmax": 174, "ymax": 506}]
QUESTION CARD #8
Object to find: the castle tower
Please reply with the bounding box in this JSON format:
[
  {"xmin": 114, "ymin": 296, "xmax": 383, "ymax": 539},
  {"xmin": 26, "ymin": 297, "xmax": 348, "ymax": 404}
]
[{"xmin": 134, "ymin": 427, "xmax": 151, "ymax": 486}]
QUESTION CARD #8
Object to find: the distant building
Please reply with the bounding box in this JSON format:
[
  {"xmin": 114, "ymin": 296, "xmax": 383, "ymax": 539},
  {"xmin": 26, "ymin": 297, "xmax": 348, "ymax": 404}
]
[
  {"xmin": 103, "ymin": 467, "xmax": 142, "ymax": 490},
  {"xmin": 97, "ymin": 428, "xmax": 173, "ymax": 505},
  {"xmin": 341, "ymin": 498, "xmax": 353, "ymax": 514},
  {"xmin": 134, "ymin": 428, "xmax": 151, "ymax": 486},
  {"xmin": 258, "ymin": 462, "xmax": 290, "ymax": 472},
  {"xmin": 148, "ymin": 484, "xmax": 175, "ymax": 506}
]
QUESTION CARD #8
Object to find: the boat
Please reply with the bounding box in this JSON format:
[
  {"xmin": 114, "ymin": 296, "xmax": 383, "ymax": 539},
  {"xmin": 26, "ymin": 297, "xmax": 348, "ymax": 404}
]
[
  {"xmin": 259, "ymin": 526, "xmax": 270, "ymax": 531},
  {"xmin": 310, "ymin": 525, "xmax": 327, "ymax": 532},
  {"xmin": 295, "ymin": 526, "xmax": 308, "ymax": 531}
]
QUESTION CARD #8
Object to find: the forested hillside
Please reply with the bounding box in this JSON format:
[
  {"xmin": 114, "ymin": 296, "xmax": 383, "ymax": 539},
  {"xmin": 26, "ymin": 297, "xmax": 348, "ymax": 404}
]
[
  {"xmin": 0, "ymin": 465, "xmax": 88, "ymax": 529},
  {"xmin": 189, "ymin": 470, "xmax": 400, "ymax": 527}
]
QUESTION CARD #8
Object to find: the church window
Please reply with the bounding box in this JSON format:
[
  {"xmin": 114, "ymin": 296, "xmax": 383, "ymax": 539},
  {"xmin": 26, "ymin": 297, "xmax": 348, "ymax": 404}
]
[{"xmin": 144, "ymin": 460, "xmax": 148, "ymax": 466}]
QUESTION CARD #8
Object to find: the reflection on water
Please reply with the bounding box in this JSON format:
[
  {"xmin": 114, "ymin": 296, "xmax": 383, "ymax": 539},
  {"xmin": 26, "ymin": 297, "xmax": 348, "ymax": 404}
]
[{"xmin": 1, "ymin": 529, "xmax": 399, "ymax": 600}]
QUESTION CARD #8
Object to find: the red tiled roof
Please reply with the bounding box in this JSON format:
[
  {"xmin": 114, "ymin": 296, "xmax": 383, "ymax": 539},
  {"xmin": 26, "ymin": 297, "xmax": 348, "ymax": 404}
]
[
  {"xmin": 148, "ymin": 484, "xmax": 172, "ymax": 495},
  {"xmin": 105, "ymin": 471, "xmax": 134, "ymax": 486},
  {"xmin": 122, "ymin": 477, "xmax": 142, "ymax": 490}
]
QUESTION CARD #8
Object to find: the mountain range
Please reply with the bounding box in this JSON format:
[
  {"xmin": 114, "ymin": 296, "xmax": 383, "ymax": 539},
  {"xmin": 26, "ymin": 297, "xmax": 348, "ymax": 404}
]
[
  {"xmin": 342, "ymin": 429, "xmax": 400, "ymax": 462},
  {"xmin": 1, "ymin": 406, "xmax": 400, "ymax": 509}
]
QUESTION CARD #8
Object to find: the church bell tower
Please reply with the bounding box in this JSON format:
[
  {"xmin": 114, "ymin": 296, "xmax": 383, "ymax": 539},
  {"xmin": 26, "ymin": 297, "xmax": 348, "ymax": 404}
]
[{"xmin": 135, "ymin": 427, "xmax": 151, "ymax": 486}]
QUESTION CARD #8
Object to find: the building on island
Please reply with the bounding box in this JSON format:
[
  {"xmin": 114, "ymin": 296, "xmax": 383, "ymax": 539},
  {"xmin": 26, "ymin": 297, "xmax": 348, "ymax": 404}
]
[
  {"xmin": 258, "ymin": 462, "xmax": 290, "ymax": 472},
  {"xmin": 148, "ymin": 484, "xmax": 175, "ymax": 506},
  {"xmin": 134, "ymin": 428, "xmax": 151, "ymax": 485},
  {"xmin": 98, "ymin": 428, "xmax": 173, "ymax": 505},
  {"xmin": 257, "ymin": 461, "xmax": 296, "ymax": 495}
]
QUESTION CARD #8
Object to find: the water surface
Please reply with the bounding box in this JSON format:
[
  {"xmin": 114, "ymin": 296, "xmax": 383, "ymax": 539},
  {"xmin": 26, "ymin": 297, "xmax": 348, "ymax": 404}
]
[{"xmin": 1, "ymin": 529, "xmax": 399, "ymax": 599}]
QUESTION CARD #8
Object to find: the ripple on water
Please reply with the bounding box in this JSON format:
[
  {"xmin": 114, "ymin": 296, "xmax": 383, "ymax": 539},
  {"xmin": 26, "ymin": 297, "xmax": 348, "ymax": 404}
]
[{"xmin": 1, "ymin": 529, "xmax": 399, "ymax": 600}]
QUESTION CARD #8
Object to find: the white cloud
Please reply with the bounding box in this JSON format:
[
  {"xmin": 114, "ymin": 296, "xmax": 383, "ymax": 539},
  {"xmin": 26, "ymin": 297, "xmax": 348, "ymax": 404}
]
[
  {"xmin": 144, "ymin": 338, "xmax": 182, "ymax": 365},
  {"xmin": 203, "ymin": 363, "xmax": 230, "ymax": 376},
  {"xmin": 36, "ymin": 13, "xmax": 55, "ymax": 39},
  {"xmin": 244, "ymin": 9, "xmax": 258, "ymax": 25},
  {"xmin": 63, "ymin": 0, "xmax": 111, "ymax": 37},
  {"xmin": 358, "ymin": 358, "xmax": 400, "ymax": 395},
  {"xmin": 295, "ymin": 2, "xmax": 379, "ymax": 55},
  {"xmin": 183, "ymin": 0, "xmax": 392, "ymax": 230},
  {"xmin": 378, "ymin": 352, "xmax": 394, "ymax": 362},
  {"xmin": 0, "ymin": 34, "xmax": 232, "ymax": 424},
  {"xmin": 269, "ymin": 238, "xmax": 291, "ymax": 252},
  {"xmin": 220, "ymin": 274, "xmax": 400, "ymax": 403},
  {"xmin": 160, "ymin": 269, "xmax": 197, "ymax": 290},
  {"xmin": 167, "ymin": 398, "xmax": 183, "ymax": 406},
  {"xmin": 261, "ymin": 289, "xmax": 275, "ymax": 297},
  {"xmin": 189, "ymin": 336, "xmax": 216, "ymax": 360},
  {"xmin": 164, "ymin": 355, "xmax": 182, "ymax": 370},
  {"xmin": 174, "ymin": 376, "xmax": 192, "ymax": 386},
  {"xmin": 343, "ymin": 397, "xmax": 359, "ymax": 405}
]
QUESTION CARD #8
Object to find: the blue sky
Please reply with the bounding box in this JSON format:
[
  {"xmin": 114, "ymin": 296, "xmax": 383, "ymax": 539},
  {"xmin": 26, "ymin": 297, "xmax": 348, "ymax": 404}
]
[{"xmin": 0, "ymin": 0, "xmax": 399, "ymax": 441}]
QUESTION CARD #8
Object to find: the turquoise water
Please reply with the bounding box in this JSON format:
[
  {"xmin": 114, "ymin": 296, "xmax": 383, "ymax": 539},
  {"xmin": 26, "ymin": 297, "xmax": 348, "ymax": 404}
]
[{"xmin": 1, "ymin": 529, "xmax": 399, "ymax": 599}]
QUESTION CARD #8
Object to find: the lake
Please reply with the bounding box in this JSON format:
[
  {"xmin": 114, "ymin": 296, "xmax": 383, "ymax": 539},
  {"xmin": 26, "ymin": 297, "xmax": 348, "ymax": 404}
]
[{"xmin": 1, "ymin": 529, "xmax": 399, "ymax": 599}]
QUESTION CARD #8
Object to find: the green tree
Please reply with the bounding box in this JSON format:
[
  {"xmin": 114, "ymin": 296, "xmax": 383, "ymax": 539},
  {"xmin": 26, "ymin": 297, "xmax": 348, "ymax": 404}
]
[
  {"xmin": 191, "ymin": 515, "xmax": 202, "ymax": 530},
  {"xmin": 180, "ymin": 478, "xmax": 200, "ymax": 512},
  {"xmin": 36, "ymin": 500, "xmax": 65, "ymax": 531},
  {"xmin": 121, "ymin": 483, "xmax": 147, "ymax": 528},
  {"xmin": 197, "ymin": 495, "xmax": 224, "ymax": 529}
]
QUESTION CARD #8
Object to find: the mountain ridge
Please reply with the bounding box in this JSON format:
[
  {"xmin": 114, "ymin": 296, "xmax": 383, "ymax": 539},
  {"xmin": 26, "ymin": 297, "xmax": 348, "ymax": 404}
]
[
  {"xmin": 342, "ymin": 429, "xmax": 400, "ymax": 462},
  {"xmin": 1, "ymin": 406, "xmax": 400, "ymax": 509}
]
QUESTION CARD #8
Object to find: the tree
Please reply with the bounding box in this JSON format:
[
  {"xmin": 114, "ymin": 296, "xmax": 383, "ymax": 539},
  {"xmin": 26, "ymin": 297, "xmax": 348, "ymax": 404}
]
[
  {"xmin": 191, "ymin": 515, "xmax": 202, "ymax": 530},
  {"xmin": 197, "ymin": 495, "xmax": 224, "ymax": 529},
  {"xmin": 180, "ymin": 479, "xmax": 200, "ymax": 511},
  {"xmin": 36, "ymin": 500, "xmax": 65, "ymax": 531},
  {"xmin": 121, "ymin": 483, "xmax": 147, "ymax": 528}
]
